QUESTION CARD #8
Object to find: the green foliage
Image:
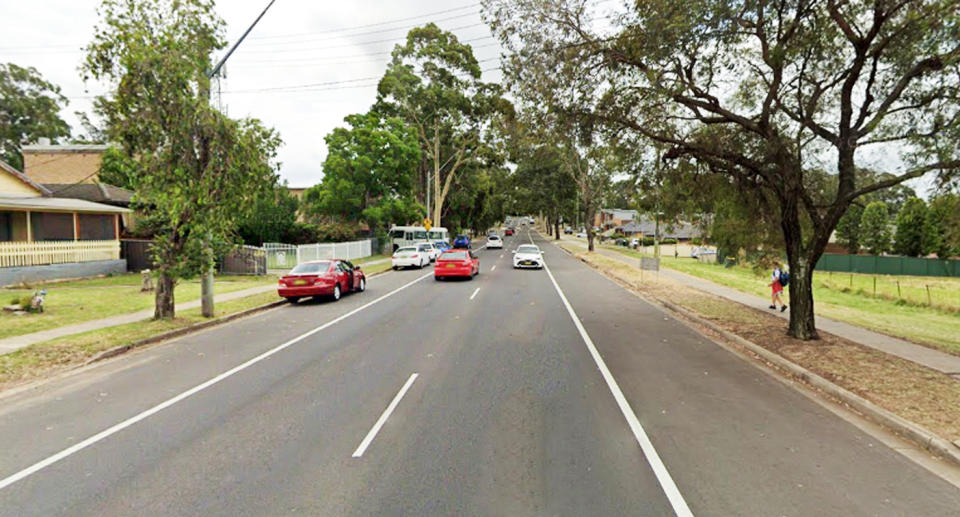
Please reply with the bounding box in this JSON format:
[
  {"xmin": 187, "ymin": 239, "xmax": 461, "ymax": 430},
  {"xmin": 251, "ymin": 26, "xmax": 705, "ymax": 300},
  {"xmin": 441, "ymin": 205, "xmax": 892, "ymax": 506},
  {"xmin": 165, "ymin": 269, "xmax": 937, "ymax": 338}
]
[
  {"xmin": 835, "ymin": 204, "xmax": 863, "ymax": 254},
  {"xmin": 0, "ymin": 63, "xmax": 70, "ymax": 170},
  {"xmin": 925, "ymin": 193, "xmax": 960, "ymax": 258},
  {"xmin": 304, "ymin": 112, "xmax": 421, "ymax": 231},
  {"xmin": 97, "ymin": 146, "xmax": 138, "ymax": 189},
  {"xmin": 860, "ymin": 202, "xmax": 892, "ymax": 255},
  {"xmin": 237, "ymin": 186, "xmax": 299, "ymax": 246},
  {"xmin": 893, "ymin": 197, "xmax": 928, "ymax": 257},
  {"xmin": 82, "ymin": 0, "xmax": 282, "ymax": 317}
]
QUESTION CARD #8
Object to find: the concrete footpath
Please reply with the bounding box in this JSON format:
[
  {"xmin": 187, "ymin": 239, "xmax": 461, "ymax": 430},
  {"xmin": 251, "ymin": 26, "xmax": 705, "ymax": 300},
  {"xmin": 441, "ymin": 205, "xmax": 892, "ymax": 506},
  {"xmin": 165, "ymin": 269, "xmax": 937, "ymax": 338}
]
[
  {"xmin": 558, "ymin": 235, "xmax": 960, "ymax": 377},
  {"xmin": 0, "ymin": 284, "xmax": 277, "ymax": 355}
]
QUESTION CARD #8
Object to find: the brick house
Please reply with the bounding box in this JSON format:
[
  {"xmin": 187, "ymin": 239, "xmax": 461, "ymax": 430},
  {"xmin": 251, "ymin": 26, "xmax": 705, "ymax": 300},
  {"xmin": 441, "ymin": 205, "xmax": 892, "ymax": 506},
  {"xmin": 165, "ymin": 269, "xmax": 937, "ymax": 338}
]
[{"xmin": 594, "ymin": 208, "xmax": 638, "ymax": 230}]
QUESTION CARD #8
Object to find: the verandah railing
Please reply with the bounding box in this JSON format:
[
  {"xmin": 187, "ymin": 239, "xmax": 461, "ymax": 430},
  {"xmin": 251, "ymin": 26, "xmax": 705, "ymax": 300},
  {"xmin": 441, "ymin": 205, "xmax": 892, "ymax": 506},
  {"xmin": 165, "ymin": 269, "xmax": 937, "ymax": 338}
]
[{"xmin": 0, "ymin": 240, "xmax": 121, "ymax": 268}]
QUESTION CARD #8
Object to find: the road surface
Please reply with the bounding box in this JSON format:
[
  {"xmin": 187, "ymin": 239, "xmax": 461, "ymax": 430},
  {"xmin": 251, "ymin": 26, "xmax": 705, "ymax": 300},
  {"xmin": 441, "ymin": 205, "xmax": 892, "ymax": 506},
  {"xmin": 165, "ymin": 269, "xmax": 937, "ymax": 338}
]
[{"xmin": 0, "ymin": 230, "xmax": 958, "ymax": 516}]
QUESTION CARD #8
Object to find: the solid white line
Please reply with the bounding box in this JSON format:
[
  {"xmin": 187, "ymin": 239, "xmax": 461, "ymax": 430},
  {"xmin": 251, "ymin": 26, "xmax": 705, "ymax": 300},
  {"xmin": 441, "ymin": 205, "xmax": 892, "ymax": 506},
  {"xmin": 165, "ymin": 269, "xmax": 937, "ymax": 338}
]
[
  {"xmin": 0, "ymin": 272, "xmax": 433, "ymax": 492},
  {"xmin": 352, "ymin": 373, "xmax": 418, "ymax": 458},
  {"xmin": 490, "ymin": 265, "xmax": 496, "ymax": 272},
  {"xmin": 542, "ymin": 254, "xmax": 694, "ymax": 517},
  {"xmin": 469, "ymin": 287, "xmax": 480, "ymax": 300}
]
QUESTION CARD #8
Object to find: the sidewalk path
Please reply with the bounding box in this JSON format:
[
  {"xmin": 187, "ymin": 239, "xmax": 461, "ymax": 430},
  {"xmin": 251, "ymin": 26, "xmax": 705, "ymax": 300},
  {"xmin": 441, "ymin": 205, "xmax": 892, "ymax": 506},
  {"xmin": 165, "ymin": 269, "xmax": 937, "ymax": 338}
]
[
  {"xmin": 0, "ymin": 284, "xmax": 277, "ymax": 355},
  {"xmin": 556, "ymin": 235, "xmax": 960, "ymax": 377}
]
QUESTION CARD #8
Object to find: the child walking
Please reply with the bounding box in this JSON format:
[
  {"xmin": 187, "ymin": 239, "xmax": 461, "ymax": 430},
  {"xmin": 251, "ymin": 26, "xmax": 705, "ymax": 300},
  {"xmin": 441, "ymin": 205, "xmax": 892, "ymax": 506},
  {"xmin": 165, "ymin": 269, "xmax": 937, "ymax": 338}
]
[{"xmin": 769, "ymin": 264, "xmax": 788, "ymax": 312}]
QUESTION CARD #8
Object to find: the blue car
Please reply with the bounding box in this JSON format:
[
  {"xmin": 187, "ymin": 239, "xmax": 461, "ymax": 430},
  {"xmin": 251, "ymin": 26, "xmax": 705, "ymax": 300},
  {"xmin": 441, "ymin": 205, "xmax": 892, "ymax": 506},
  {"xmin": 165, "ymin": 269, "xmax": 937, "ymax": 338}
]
[
  {"xmin": 433, "ymin": 241, "xmax": 451, "ymax": 252},
  {"xmin": 453, "ymin": 235, "xmax": 471, "ymax": 249}
]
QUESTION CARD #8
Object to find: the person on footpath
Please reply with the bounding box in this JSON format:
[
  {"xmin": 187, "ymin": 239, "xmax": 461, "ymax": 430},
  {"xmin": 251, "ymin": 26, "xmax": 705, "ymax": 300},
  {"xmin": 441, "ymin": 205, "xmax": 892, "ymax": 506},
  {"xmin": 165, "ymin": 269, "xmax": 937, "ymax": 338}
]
[{"xmin": 769, "ymin": 263, "xmax": 788, "ymax": 312}]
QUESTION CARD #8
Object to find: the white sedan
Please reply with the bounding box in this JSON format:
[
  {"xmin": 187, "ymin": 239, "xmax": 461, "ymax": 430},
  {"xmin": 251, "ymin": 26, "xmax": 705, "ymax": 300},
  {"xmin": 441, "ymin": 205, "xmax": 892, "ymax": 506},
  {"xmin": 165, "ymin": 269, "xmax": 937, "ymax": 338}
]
[
  {"xmin": 513, "ymin": 244, "xmax": 544, "ymax": 269},
  {"xmin": 487, "ymin": 234, "xmax": 504, "ymax": 249},
  {"xmin": 392, "ymin": 246, "xmax": 430, "ymax": 269}
]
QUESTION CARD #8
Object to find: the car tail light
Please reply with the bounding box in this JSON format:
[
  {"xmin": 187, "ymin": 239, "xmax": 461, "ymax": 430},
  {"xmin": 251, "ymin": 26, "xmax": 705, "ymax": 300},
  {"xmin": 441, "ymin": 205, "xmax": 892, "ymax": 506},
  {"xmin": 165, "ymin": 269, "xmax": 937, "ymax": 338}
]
[{"xmin": 278, "ymin": 279, "xmax": 285, "ymax": 286}]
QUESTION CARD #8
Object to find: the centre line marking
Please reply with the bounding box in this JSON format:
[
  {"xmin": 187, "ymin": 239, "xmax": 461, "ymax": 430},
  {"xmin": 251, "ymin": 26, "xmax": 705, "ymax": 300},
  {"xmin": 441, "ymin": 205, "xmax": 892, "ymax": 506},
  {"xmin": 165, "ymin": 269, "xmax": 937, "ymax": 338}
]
[
  {"xmin": 352, "ymin": 373, "xmax": 418, "ymax": 458},
  {"xmin": 490, "ymin": 265, "xmax": 496, "ymax": 272},
  {"xmin": 542, "ymin": 244, "xmax": 694, "ymax": 517},
  {"xmin": 0, "ymin": 272, "xmax": 434, "ymax": 492},
  {"xmin": 469, "ymin": 287, "xmax": 480, "ymax": 300}
]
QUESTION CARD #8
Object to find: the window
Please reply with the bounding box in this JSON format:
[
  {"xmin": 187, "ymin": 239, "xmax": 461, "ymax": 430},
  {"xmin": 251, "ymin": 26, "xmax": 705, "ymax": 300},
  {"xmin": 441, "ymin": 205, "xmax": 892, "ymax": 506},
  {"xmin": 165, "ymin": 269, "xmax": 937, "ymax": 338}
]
[
  {"xmin": 30, "ymin": 212, "xmax": 73, "ymax": 241},
  {"xmin": 290, "ymin": 261, "xmax": 330, "ymax": 274},
  {"xmin": 0, "ymin": 212, "xmax": 10, "ymax": 242},
  {"xmin": 390, "ymin": 230, "xmax": 404, "ymax": 239},
  {"xmin": 414, "ymin": 231, "xmax": 427, "ymax": 239},
  {"xmin": 443, "ymin": 251, "xmax": 468, "ymax": 260},
  {"xmin": 78, "ymin": 214, "xmax": 115, "ymax": 240}
]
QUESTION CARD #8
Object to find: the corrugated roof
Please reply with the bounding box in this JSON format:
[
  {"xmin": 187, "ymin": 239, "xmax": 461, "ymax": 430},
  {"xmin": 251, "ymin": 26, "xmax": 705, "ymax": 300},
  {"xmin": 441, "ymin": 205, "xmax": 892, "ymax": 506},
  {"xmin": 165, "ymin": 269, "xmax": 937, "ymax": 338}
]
[
  {"xmin": 0, "ymin": 196, "xmax": 129, "ymax": 214},
  {"xmin": 21, "ymin": 144, "xmax": 111, "ymax": 153},
  {"xmin": 43, "ymin": 183, "xmax": 133, "ymax": 206}
]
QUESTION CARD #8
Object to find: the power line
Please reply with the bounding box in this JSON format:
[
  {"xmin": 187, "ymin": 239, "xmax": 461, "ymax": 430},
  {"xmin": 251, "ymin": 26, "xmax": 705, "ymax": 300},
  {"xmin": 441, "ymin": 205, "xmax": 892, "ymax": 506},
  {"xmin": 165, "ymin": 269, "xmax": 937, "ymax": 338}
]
[
  {"xmin": 237, "ymin": 22, "xmax": 490, "ymax": 54},
  {"xmin": 242, "ymin": 12, "xmax": 480, "ymax": 47}
]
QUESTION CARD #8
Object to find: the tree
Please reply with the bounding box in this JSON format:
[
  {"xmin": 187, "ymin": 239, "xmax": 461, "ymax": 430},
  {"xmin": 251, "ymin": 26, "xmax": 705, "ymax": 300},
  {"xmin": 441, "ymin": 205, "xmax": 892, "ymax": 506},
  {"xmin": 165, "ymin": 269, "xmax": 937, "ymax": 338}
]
[
  {"xmin": 303, "ymin": 112, "xmax": 421, "ymax": 232},
  {"xmin": 860, "ymin": 202, "xmax": 892, "ymax": 255},
  {"xmin": 97, "ymin": 146, "xmax": 138, "ymax": 190},
  {"xmin": 835, "ymin": 204, "xmax": 863, "ymax": 254},
  {"xmin": 376, "ymin": 23, "xmax": 509, "ymax": 227},
  {"xmin": 893, "ymin": 197, "xmax": 928, "ymax": 256},
  {"xmin": 0, "ymin": 63, "xmax": 70, "ymax": 169},
  {"xmin": 237, "ymin": 186, "xmax": 299, "ymax": 246},
  {"xmin": 485, "ymin": 0, "xmax": 960, "ymax": 339},
  {"xmin": 925, "ymin": 193, "xmax": 960, "ymax": 258},
  {"xmin": 83, "ymin": 0, "xmax": 282, "ymax": 319}
]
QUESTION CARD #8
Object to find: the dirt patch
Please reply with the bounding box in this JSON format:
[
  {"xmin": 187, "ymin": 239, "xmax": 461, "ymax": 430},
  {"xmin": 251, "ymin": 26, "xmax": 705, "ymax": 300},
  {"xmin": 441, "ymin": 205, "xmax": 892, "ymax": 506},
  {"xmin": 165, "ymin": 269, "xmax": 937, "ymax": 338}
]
[{"xmin": 563, "ymin": 245, "xmax": 960, "ymax": 442}]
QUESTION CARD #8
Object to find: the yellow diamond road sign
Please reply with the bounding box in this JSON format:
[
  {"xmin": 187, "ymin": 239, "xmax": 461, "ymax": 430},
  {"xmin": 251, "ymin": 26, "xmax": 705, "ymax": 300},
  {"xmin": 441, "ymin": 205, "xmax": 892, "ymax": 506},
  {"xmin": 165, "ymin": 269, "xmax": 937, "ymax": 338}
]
[{"xmin": 423, "ymin": 218, "xmax": 432, "ymax": 231}]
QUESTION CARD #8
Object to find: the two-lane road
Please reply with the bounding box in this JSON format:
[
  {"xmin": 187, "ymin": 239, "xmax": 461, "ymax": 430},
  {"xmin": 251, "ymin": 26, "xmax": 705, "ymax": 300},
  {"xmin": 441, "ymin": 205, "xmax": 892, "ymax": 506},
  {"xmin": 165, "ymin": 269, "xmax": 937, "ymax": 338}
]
[{"xmin": 0, "ymin": 230, "xmax": 957, "ymax": 516}]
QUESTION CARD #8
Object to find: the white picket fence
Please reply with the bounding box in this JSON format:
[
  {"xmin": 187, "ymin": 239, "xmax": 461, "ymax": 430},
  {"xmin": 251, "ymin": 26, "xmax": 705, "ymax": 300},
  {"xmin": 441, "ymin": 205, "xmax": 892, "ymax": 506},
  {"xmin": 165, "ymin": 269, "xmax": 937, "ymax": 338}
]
[
  {"xmin": 264, "ymin": 239, "xmax": 374, "ymax": 270},
  {"xmin": 0, "ymin": 240, "xmax": 120, "ymax": 268}
]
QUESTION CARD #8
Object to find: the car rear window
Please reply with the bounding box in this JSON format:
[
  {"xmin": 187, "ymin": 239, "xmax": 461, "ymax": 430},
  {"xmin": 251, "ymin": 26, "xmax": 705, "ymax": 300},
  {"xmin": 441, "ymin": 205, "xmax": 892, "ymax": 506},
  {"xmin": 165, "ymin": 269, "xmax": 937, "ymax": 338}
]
[
  {"xmin": 442, "ymin": 251, "xmax": 469, "ymax": 260},
  {"xmin": 517, "ymin": 245, "xmax": 539, "ymax": 253},
  {"xmin": 290, "ymin": 261, "xmax": 330, "ymax": 274},
  {"xmin": 489, "ymin": 236, "xmax": 499, "ymax": 240},
  {"xmin": 396, "ymin": 247, "xmax": 416, "ymax": 253}
]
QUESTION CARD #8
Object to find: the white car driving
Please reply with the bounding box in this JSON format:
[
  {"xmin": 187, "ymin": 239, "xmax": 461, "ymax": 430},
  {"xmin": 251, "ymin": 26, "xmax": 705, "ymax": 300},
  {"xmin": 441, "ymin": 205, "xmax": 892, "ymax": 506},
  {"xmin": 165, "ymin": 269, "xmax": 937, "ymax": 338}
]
[
  {"xmin": 513, "ymin": 244, "xmax": 544, "ymax": 269},
  {"xmin": 392, "ymin": 246, "xmax": 430, "ymax": 269},
  {"xmin": 487, "ymin": 234, "xmax": 503, "ymax": 249},
  {"xmin": 418, "ymin": 241, "xmax": 440, "ymax": 262}
]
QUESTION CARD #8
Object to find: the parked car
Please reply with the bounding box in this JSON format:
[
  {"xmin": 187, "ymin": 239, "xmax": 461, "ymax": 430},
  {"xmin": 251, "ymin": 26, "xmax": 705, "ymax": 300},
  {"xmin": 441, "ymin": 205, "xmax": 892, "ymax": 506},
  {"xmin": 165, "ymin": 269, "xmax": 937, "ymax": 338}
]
[
  {"xmin": 433, "ymin": 241, "xmax": 451, "ymax": 253},
  {"xmin": 575, "ymin": 232, "xmax": 587, "ymax": 238},
  {"xmin": 418, "ymin": 241, "xmax": 440, "ymax": 262},
  {"xmin": 392, "ymin": 246, "xmax": 430, "ymax": 269},
  {"xmin": 564, "ymin": 227, "xmax": 573, "ymax": 234},
  {"xmin": 629, "ymin": 238, "xmax": 640, "ymax": 248},
  {"xmin": 278, "ymin": 259, "xmax": 365, "ymax": 303},
  {"xmin": 453, "ymin": 234, "xmax": 471, "ymax": 249},
  {"xmin": 487, "ymin": 234, "xmax": 503, "ymax": 249},
  {"xmin": 434, "ymin": 249, "xmax": 480, "ymax": 280},
  {"xmin": 513, "ymin": 244, "xmax": 544, "ymax": 269}
]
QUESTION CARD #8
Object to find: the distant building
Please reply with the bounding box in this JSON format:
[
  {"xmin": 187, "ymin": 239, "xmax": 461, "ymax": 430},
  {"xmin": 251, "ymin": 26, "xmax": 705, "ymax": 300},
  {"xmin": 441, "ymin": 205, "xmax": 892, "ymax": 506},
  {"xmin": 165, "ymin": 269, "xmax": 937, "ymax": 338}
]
[
  {"xmin": 594, "ymin": 208, "xmax": 638, "ymax": 229},
  {"xmin": 614, "ymin": 216, "xmax": 702, "ymax": 241}
]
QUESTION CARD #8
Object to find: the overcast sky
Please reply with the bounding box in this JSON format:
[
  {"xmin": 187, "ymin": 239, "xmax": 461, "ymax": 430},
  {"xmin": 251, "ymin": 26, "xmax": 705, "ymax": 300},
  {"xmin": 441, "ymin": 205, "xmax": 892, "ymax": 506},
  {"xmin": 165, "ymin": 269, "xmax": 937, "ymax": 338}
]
[{"xmin": 2, "ymin": 0, "xmax": 502, "ymax": 188}]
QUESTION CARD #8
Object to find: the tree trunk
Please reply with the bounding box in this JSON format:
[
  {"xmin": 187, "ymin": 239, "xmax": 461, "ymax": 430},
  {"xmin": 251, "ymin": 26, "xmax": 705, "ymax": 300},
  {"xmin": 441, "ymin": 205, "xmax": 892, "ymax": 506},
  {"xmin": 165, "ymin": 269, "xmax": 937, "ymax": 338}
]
[
  {"xmin": 786, "ymin": 256, "xmax": 817, "ymax": 339},
  {"xmin": 154, "ymin": 273, "xmax": 176, "ymax": 319},
  {"xmin": 554, "ymin": 218, "xmax": 560, "ymax": 240}
]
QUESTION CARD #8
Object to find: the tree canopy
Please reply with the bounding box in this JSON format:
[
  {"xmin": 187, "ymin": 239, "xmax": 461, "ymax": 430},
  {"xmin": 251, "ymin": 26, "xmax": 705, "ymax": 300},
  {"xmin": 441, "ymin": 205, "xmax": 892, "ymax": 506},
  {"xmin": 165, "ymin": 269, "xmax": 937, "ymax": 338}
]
[{"xmin": 0, "ymin": 63, "xmax": 70, "ymax": 170}]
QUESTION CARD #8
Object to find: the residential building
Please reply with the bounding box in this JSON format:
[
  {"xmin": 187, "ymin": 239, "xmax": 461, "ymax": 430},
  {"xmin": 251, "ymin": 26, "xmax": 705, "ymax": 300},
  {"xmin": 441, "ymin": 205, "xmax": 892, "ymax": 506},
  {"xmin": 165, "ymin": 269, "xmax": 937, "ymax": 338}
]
[
  {"xmin": 594, "ymin": 208, "xmax": 639, "ymax": 229},
  {"xmin": 0, "ymin": 160, "xmax": 129, "ymax": 286},
  {"xmin": 614, "ymin": 216, "xmax": 702, "ymax": 241}
]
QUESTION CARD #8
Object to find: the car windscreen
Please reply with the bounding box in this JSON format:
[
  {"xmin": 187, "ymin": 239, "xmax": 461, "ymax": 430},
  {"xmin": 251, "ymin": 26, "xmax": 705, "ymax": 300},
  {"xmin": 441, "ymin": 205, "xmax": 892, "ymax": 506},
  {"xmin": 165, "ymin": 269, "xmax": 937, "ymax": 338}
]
[
  {"xmin": 290, "ymin": 261, "xmax": 330, "ymax": 274},
  {"xmin": 418, "ymin": 244, "xmax": 431, "ymax": 250},
  {"xmin": 442, "ymin": 251, "xmax": 469, "ymax": 260},
  {"xmin": 517, "ymin": 246, "xmax": 539, "ymax": 254},
  {"xmin": 396, "ymin": 247, "xmax": 416, "ymax": 254},
  {"xmin": 488, "ymin": 236, "xmax": 499, "ymax": 240}
]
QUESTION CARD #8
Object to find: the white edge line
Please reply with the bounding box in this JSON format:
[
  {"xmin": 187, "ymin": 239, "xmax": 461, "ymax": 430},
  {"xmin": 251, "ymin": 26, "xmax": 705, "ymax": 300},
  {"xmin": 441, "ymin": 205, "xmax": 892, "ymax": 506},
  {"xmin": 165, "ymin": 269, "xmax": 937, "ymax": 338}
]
[
  {"xmin": 0, "ymin": 272, "xmax": 433, "ymax": 492},
  {"xmin": 469, "ymin": 287, "xmax": 480, "ymax": 300},
  {"xmin": 540, "ymin": 239, "xmax": 694, "ymax": 517},
  {"xmin": 352, "ymin": 373, "xmax": 419, "ymax": 458}
]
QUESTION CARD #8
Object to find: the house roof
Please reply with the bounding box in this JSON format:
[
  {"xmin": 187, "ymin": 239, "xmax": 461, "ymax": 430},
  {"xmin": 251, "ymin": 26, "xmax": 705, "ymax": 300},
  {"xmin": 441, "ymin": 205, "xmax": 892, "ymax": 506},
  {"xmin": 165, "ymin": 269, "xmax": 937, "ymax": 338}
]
[
  {"xmin": 601, "ymin": 208, "xmax": 638, "ymax": 220},
  {"xmin": 0, "ymin": 160, "xmax": 51, "ymax": 196},
  {"xmin": 0, "ymin": 196, "xmax": 129, "ymax": 214},
  {"xmin": 21, "ymin": 144, "xmax": 111, "ymax": 153},
  {"xmin": 42, "ymin": 183, "xmax": 133, "ymax": 206},
  {"xmin": 616, "ymin": 217, "xmax": 702, "ymax": 239}
]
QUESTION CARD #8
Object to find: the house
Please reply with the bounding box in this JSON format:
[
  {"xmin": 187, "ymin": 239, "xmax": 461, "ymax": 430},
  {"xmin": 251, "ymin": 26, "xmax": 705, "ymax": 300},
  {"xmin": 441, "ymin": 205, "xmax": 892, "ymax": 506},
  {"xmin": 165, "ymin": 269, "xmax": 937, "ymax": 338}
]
[
  {"xmin": 614, "ymin": 216, "xmax": 702, "ymax": 241},
  {"xmin": 0, "ymin": 159, "xmax": 129, "ymax": 286},
  {"xmin": 594, "ymin": 208, "xmax": 638, "ymax": 229}
]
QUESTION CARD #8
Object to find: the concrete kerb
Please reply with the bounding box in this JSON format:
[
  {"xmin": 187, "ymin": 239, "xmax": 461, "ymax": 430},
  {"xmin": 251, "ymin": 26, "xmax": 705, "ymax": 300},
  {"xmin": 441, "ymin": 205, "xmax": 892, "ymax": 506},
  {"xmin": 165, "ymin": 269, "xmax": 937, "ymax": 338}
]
[
  {"xmin": 86, "ymin": 267, "xmax": 395, "ymax": 365},
  {"xmin": 553, "ymin": 242, "xmax": 960, "ymax": 468}
]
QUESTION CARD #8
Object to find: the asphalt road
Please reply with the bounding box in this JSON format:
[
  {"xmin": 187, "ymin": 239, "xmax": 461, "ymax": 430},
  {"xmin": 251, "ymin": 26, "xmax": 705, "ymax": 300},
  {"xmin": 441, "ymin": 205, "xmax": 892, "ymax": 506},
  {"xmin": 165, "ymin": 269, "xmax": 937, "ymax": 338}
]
[{"xmin": 0, "ymin": 229, "xmax": 958, "ymax": 516}]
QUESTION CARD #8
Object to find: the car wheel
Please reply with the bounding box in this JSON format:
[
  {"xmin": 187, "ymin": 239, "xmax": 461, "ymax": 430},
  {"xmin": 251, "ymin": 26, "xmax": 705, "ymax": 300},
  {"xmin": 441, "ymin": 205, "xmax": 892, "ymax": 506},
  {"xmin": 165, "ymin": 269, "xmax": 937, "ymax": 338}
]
[
  {"xmin": 435, "ymin": 276, "xmax": 442, "ymax": 281},
  {"xmin": 358, "ymin": 278, "xmax": 366, "ymax": 292},
  {"xmin": 285, "ymin": 296, "xmax": 300, "ymax": 304},
  {"xmin": 392, "ymin": 265, "xmax": 399, "ymax": 271},
  {"xmin": 332, "ymin": 284, "xmax": 341, "ymax": 302}
]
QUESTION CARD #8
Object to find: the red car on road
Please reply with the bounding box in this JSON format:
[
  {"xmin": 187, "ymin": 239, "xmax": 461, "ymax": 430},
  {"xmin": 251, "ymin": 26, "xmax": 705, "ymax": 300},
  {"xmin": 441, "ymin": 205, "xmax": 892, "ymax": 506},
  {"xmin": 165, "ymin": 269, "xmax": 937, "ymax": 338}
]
[
  {"xmin": 504, "ymin": 228, "xmax": 514, "ymax": 236},
  {"xmin": 278, "ymin": 259, "xmax": 365, "ymax": 303},
  {"xmin": 434, "ymin": 249, "xmax": 480, "ymax": 280}
]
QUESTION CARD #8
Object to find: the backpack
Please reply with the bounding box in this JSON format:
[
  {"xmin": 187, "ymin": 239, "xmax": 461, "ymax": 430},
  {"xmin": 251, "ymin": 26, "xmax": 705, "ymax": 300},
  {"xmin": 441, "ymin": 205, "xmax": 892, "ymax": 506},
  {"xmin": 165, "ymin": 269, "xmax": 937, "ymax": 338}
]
[{"xmin": 779, "ymin": 271, "xmax": 790, "ymax": 286}]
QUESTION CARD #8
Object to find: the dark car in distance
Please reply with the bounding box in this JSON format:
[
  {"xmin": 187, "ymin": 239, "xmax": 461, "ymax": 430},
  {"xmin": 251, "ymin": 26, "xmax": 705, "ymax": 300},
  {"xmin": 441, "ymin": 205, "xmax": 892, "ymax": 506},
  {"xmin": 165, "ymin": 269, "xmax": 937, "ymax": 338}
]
[{"xmin": 453, "ymin": 235, "xmax": 471, "ymax": 249}]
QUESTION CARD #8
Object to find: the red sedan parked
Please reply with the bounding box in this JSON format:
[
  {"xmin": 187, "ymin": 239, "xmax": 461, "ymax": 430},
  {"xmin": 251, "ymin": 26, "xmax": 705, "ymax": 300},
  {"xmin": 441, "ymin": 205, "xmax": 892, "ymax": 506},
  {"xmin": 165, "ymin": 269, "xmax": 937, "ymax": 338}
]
[
  {"xmin": 278, "ymin": 259, "xmax": 365, "ymax": 303},
  {"xmin": 434, "ymin": 249, "xmax": 480, "ymax": 280}
]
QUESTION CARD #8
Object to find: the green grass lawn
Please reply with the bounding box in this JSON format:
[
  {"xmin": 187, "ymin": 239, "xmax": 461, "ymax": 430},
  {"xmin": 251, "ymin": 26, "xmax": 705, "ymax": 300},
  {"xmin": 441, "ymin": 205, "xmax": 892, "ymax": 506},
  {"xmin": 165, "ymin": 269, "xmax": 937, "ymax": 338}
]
[
  {"xmin": 584, "ymin": 241, "xmax": 960, "ymax": 355},
  {"xmin": 0, "ymin": 290, "xmax": 281, "ymax": 390},
  {"xmin": 0, "ymin": 273, "xmax": 277, "ymax": 340}
]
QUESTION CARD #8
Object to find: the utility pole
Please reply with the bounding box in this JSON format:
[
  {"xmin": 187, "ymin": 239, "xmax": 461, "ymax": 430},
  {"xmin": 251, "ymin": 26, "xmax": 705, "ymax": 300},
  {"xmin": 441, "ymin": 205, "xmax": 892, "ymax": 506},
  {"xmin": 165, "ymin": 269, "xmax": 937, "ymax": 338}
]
[{"xmin": 201, "ymin": 0, "xmax": 277, "ymax": 318}]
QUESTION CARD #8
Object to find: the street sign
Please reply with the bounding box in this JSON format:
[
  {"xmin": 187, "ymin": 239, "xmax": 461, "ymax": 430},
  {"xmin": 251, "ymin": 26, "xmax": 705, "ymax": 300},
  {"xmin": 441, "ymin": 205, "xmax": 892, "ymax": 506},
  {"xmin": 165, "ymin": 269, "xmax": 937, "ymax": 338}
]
[{"xmin": 423, "ymin": 218, "xmax": 432, "ymax": 231}]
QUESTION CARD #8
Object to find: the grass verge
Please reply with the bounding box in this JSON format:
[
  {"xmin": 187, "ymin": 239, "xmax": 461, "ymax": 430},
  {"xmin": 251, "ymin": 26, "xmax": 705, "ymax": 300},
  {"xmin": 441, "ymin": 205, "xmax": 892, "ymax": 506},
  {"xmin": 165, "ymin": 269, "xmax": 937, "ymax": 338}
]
[
  {"xmin": 571, "ymin": 239, "xmax": 960, "ymax": 356},
  {"xmin": 0, "ymin": 291, "xmax": 281, "ymax": 392},
  {"xmin": 0, "ymin": 274, "xmax": 277, "ymax": 341},
  {"xmin": 560, "ymin": 244, "xmax": 960, "ymax": 443}
]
